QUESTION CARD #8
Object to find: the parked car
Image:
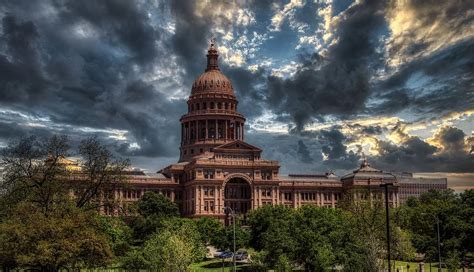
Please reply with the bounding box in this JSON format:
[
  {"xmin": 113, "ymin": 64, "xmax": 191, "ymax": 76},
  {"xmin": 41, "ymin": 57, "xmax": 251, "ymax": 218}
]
[
  {"xmin": 218, "ymin": 251, "xmax": 234, "ymax": 259},
  {"xmin": 235, "ymin": 251, "xmax": 248, "ymax": 261},
  {"xmin": 213, "ymin": 250, "xmax": 224, "ymax": 258}
]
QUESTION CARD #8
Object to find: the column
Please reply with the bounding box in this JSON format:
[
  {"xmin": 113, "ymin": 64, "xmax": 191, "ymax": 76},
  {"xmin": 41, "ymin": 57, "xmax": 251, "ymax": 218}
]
[
  {"xmin": 242, "ymin": 123, "xmax": 244, "ymax": 140},
  {"xmin": 186, "ymin": 122, "xmax": 190, "ymax": 144},
  {"xmin": 171, "ymin": 190, "xmax": 175, "ymax": 202},
  {"xmin": 316, "ymin": 191, "xmax": 320, "ymax": 207},
  {"xmin": 214, "ymin": 186, "xmax": 218, "ymax": 214},
  {"xmin": 200, "ymin": 185, "xmax": 204, "ymax": 213},
  {"xmin": 205, "ymin": 119, "xmax": 208, "ymax": 140},
  {"xmin": 215, "ymin": 119, "xmax": 218, "ymax": 139},
  {"xmin": 272, "ymin": 187, "xmax": 276, "ymax": 205},
  {"xmin": 396, "ymin": 192, "xmax": 400, "ymax": 207},
  {"xmin": 237, "ymin": 122, "xmax": 241, "ymax": 140},
  {"xmin": 195, "ymin": 186, "xmax": 199, "ymax": 215},
  {"xmin": 224, "ymin": 120, "xmax": 228, "ymax": 140},
  {"xmin": 331, "ymin": 192, "xmax": 335, "ymax": 208},
  {"xmin": 292, "ymin": 191, "xmax": 296, "ymax": 208},
  {"xmin": 253, "ymin": 187, "xmax": 257, "ymax": 209},
  {"xmin": 258, "ymin": 186, "xmax": 262, "ymax": 207},
  {"xmin": 196, "ymin": 120, "xmax": 199, "ymax": 141},
  {"xmin": 221, "ymin": 186, "xmax": 225, "ymax": 213},
  {"xmin": 234, "ymin": 122, "xmax": 237, "ymax": 139},
  {"xmin": 181, "ymin": 123, "xmax": 184, "ymax": 144}
]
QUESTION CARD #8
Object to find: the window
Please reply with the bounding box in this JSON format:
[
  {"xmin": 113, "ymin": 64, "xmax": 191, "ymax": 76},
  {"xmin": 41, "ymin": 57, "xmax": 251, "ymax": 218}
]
[
  {"xmin": 204, "ymin": 200, "xmax": 215, "ymax": 212},
  {"xmin": 191, "ymin": 149, "xmax": 194, "ymax": 154},
  {"xmin": 210, "ymin": 102, "xmax": 215, "ymax": 109},
  {"xmin": 301, "ymin": 193, "xmax": 316, "ymax": 201},
  {"xmin": 261, "ymin": 171, "xmax": 272, "ymax": 180},
  {"xmin": 200, "ymin": 148, "xmax": 203, "ymax": 153},
  {"xmin": 204, "ymin": 187, "xmax": 214, "ymax": 197},
  {"xmin": 204, "ymin": 169, "xmax": 215, "ymax": 179},
  {"xmin": 284, "ymin": 192, "xmax": 292, "ymax": 201},
  {"xmin": 262, "ymin": 189, "xmax": 272, "ymax": 197}
]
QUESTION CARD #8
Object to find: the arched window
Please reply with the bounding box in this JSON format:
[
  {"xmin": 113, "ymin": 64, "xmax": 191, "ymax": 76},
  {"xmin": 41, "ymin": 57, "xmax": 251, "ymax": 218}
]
[
  {"xmin": 225, "ymin": 103, "xmax": 229, "ymax": 110},
  {"xmin": 217, "ymin": 102, "xmax": 222, "ymax": 109},
  {"xmin": 203, "ymin": 102, "xmax": 207, "ymax": 109},
  {"xmin": 196, "ymin": 103, "xmax": 200, "ymax": 110},
  {"xmin": 210, "ymin": 102, "xmax": 215, "ymax": 109}
]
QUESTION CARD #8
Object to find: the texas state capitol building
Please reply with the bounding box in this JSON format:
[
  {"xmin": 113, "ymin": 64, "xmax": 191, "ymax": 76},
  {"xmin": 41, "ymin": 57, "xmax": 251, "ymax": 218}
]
[{"xmin": 107, "ymin": 41, "xmax": 420, "ymax": 219}]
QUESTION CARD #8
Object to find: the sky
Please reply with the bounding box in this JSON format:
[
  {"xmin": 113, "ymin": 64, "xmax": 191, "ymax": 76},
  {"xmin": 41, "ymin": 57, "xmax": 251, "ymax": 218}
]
[{"xmin": 0, "ymin": 0, "xmax": 473, "ymax": 186}]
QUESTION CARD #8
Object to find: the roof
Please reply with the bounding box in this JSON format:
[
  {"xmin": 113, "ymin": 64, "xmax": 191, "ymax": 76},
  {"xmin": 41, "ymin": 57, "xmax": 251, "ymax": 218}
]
[
  {"xmin": 191, "ymin": 42, "xmax": 234, "ymax": 95},
  {"xmin": 280, "ymin": 173, "xmax": 340, "ymax": 182},
  {"xmin": 214, "ymin": 140, "xmax": 262, "ymax": 152},
  {"xmin": 341, "ymin": 159, "xmax": 396, "ymax": 180}
]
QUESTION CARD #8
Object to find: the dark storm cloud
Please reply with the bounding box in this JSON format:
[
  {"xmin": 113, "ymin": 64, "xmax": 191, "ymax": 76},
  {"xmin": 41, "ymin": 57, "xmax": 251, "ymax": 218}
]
[
  {"xmin": 297, "ymin": 140, "xmax": 313, "ymax": 163},
  {"xmin": 224, "ymin": 67, "xmax": 267, "ymax": 119},
  {"xmin": 372, "ymin": 39, "xmax": 474, "ymax": 115},
  {"xmin": 170, "ymin": 0, "xmax": 211, "ymax": 82},
  {"xmin": 0, "ymin": 15, "xmax": 47, "ymax": 104},
  {"xmin": 0, "ymin": 0, "xmax": 183, "ymax": 160},
  {"xmin": 266, "ymin": 0, "xmax": 387, "ymax": 129},
  {"xmin": 58, "ymin": 0, "xmax": 160, "ymax": 66}
]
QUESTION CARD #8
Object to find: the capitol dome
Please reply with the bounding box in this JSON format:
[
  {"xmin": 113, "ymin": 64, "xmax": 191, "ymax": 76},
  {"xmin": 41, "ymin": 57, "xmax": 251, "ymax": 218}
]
[{"xmin": 191, "ymin": 41, "xmax": 234, "ymax": 95}]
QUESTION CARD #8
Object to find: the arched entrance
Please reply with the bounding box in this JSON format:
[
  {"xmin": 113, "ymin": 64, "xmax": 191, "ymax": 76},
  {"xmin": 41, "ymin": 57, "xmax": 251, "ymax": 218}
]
[{"xmin": 224, "ymin": 177, "xmax": 251, "ymax": 214}]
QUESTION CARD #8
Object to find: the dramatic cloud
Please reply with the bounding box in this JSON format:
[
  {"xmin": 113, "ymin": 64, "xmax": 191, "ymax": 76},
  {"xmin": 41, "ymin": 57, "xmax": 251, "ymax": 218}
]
[
  {"xmin": 0, "ymin": 0, "xmax": 472, "ymax": 175},
  {"xmin": 266, "ymin": 0, "xmax": 387, "ymax": 129}
]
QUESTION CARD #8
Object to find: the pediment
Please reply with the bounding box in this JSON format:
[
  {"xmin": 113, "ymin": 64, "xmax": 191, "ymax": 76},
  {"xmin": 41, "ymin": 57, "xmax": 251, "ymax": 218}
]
[{"xmin": 214, "ymin": 140, "xmax": 262, "ymax": 152}]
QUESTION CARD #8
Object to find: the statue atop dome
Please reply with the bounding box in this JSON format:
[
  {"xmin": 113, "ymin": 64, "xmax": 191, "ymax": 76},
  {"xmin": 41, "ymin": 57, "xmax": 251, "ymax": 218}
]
[{"xmin": 206, "ymin": 39, "xmax": 219, "ymax": 71}]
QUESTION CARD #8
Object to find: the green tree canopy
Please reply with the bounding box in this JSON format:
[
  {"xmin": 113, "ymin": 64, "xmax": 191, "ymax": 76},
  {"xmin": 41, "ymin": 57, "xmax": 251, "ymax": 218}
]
[
  {"xmin": 398, "ymin": 189, "xmax": 473, "ymax": 268},
  {"xmin": 137, "ymin": 191, "xmax": 180, "ymax": 218},
  {"xmin": 0, "ymin": 202, "xmax": 113, "ymax": 271},
  {"xmin": 124, "ymin": 218, "xmax": 206, "ymax": 271},
  {"xmin": 131, "ymin": 191, "xmax": 181, "ymax": 242}
]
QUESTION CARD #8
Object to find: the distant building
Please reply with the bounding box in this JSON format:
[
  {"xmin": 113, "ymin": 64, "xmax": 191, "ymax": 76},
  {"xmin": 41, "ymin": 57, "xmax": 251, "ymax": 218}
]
[
  {"xmin": 65, "ymin": 41, "xmax": 447, "ymax": 217},
  {"xmin": 393, "ymin": 172, "xmax": 448, "ymax": 203}
]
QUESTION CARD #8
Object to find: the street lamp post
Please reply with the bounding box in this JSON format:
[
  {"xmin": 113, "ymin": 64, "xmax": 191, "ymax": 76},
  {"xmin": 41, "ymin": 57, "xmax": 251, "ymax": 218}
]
[
  {"xmin": 423, "ymin": 213, "xmax": 442, "ymax": 271},
  {"xmin": 224, "ymin": 206, "xmax": 236, "ymax": 272},
  {"xmin": 436, "ymin": 215, "xmax": 441, "ymax": 272},
  {"xmin": 380, "ymin": 182, "xmax": 394, "ymax": 272}
]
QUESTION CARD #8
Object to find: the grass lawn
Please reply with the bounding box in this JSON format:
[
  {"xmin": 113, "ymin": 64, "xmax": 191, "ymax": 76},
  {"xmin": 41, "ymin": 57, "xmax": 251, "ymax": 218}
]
[
  {"xmin": 391, "ymin": 260, "xmax": 472, "ymax": 271},
  {"xmin": 189, "ymin": 259, "xmax": 250, "ymax": 271}
]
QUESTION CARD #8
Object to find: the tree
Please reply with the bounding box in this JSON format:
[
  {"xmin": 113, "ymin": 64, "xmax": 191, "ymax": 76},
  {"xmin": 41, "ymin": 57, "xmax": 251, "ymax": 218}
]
[
  {"xmin": 97, "ymin": 216, "xmax": 133, "ymax": 257},
  {"xmin": 214, "ymin": 221, "xmax": 250, "ymax": 251},
  {"xmin": 0, "ymin": 135, "xmax": 69, "ymax": 214},
  {"xmin": 0, "ymin": 201, "xmax": 113, "ymax": 271},
  {"xmin": 139, "ymin": 218, "xmax": 206, "ymax": 271},
  {"xmin": 247, "ymin": 205, "xmax": 297, "ymax": 267},
  {"xmin": 196, "ymin": 216, "xmax": 224, "ymax": 245},
  {"xmin": 0, "ymin": 135, "xmax": 129, "ymax": 213},
  {"xmin": 143, "ymin": 231, "xmax": 196, "ymax": 272},
  {"xmin": 131, "ymin": 191, "xmax": 180, "ymax": 242},
  {"xmin": 137, "ymin": 191, "xmax": 180, "ymax": 218},
  {"xmin": 399, "ymin": 189, "xmax": 473, "ymax": 269},
  {"xmin": 292, "ymin": 205, "xmax": 365, "ymax": 272},
  {"xmin": 340, "ymin": 192, "xmax": 388, "ymax": 271},
  {"xmin": 74, "ymin": 137, "xmax": 129, "ymax": 209}
]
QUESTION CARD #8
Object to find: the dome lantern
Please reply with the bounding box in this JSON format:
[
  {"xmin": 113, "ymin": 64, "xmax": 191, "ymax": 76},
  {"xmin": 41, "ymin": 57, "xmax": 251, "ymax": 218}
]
[{"xmin": 206, "ymin": 39, "xmax": 219, "ymax": 71}]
